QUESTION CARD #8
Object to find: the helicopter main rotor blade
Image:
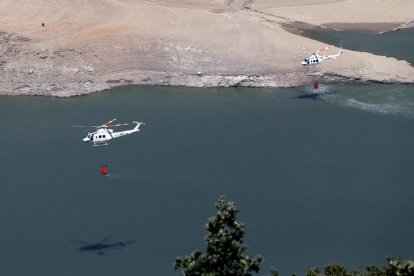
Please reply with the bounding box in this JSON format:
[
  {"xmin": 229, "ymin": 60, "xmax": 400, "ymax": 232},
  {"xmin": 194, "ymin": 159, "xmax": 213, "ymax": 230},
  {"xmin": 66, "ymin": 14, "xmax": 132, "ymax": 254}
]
[
  {"xmin": 106, "ymin": 123, "xmax": 129, "ymax": 127},
  {"xmin": 97, "ymin": 236, "xmax": 112, "ymax": 244},
  {"xmin": 83, "ymin": 128, "xmax": 96, "ymax": 133},
  {"xmin": 72, "ymin": 125, "xmax": 100, "ymax": 128},
  {"xmin": 108, "ymin": 247, "xmax": 123, "ymax": 250},
  {"xmin": 70, "ymin": 240, "xmax": 91, "ymax": 245},
  {"xmin": 113, "ymin": 240, "xmax": 135, "ymax": 247},
  {"xmin": 101, "ymin": 119, "xmax": 117, "ymax": 128},
  {"xmin": 298, "ymin": 45, "xmax": 312, "ymax": 54},
  {"xmin": 121, "ymin": 240, "xmax": 135, "ymax": 246},
  {"xmin": 317, "ymin": 45, "xmax": 334, "ymax": 53}
]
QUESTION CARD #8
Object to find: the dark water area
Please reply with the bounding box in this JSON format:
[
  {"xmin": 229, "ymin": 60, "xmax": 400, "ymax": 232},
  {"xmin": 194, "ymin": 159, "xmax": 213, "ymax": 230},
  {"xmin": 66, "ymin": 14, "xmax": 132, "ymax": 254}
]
[
  {"xmin": 1, "ymin": 83, "xmax": 414, "ymax": 275},
  {"xmin": 302, "ymin": 28, "xmax": 414, "ymax": 65}
]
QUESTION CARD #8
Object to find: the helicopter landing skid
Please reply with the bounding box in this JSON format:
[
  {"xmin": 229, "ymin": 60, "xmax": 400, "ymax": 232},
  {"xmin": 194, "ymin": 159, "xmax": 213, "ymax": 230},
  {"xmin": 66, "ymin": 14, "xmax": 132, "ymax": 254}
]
[{"xmin": 92, "ymin": 141, "xmax": 109, "ymax": 146}]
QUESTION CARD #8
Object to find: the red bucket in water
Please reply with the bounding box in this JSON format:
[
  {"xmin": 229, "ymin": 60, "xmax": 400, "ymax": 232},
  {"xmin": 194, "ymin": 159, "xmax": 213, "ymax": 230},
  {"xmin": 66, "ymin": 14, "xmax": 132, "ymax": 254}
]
[
  {"xmin": 313, "ymin": 81, "xmax": 319, "ymax": 90},
  {"xmin": 100, "ymin": 165, "xmax": 108, "ymax": 175}
]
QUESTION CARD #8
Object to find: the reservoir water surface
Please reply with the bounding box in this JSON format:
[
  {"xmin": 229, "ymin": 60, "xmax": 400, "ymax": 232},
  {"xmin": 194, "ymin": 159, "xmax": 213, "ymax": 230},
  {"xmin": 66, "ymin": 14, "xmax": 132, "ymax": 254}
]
[{"xmin": 0, "ymin": 84, "xmax": 413, "ymax": 275}]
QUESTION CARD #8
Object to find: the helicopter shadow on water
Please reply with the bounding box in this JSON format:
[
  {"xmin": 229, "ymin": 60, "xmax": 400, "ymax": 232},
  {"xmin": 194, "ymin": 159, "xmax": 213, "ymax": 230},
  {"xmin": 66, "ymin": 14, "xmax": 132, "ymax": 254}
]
[
  {"xmin": 70, "ymin": 236, "xmax": 135, "ymax": 255},
  {"xmin": 291, "ymin": 85, "xmax": 333, "ymax": 100}
]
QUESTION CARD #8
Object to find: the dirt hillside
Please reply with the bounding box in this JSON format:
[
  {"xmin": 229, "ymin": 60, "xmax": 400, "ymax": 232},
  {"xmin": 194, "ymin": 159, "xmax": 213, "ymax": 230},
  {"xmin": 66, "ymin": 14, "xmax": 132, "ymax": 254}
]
[{"xmin": 1, "ymin": 0, "xmax": 413, "ymax": 96}]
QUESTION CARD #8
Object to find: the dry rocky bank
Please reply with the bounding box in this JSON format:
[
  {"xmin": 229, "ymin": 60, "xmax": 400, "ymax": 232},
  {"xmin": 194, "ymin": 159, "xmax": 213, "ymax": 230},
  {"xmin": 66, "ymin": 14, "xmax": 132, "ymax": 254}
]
[{"xmin": 1, "ymin": 0, "xmax": 413, "ymax": 97}]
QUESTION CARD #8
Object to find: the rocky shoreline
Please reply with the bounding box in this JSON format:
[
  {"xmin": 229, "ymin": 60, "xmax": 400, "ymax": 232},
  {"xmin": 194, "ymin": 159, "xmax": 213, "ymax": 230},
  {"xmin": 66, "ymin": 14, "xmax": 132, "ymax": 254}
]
[
  {"xmin": 1, "ymin": 30, "xmax": 412, "ymax": 98},
  {"xmin": 1, "ymin": 0, "xmax": 414, "ymax": 97},
  {"xmin": 2, "ymin": 71, "xmax": 413, "ymax": 98}
]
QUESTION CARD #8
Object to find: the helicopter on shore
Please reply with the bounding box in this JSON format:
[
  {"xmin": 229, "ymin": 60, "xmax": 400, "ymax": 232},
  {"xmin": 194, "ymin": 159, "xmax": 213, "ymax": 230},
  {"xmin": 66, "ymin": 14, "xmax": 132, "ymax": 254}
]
[
  {"xmin": 300, "ymin": 44, "xmax": 342, "ymax": 66},
  {"xmin": 73, "ymin": 119, "xmax": 145, "ymax": 146}
]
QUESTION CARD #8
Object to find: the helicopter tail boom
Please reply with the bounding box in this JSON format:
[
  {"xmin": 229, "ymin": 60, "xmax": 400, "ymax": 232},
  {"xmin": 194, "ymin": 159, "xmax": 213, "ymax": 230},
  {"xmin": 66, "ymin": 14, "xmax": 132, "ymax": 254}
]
[
  {"xmin": 326, "ymin": 48, "xmax": 343, "ymax": 60},
  {"xmin": 111, "ymin": 121, "xmax": 145, "ymax": 139}
]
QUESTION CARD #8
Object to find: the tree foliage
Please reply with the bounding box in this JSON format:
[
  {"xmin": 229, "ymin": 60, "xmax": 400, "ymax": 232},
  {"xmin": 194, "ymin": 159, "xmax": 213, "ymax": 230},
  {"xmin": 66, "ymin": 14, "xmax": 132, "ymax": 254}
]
[
  {"xmin": 305, "ymin": 257, "xmax": 414, "ymax": 276},
  {"xmin": 383, "ymin": 256, "xmax": 414, "ymax": 276},
  {"xmin": 173, "ymin": 196, "xmax": 413, "ymax": 276},
  {"xmin": 174, "ymin": 195, "xmax": 263, "ymax": 275},
  {"xmin": 270, "ymin": 267, "xmax": 280, "ymax": 276},
  {"xmin": 307, "ymin": 267, "xmax": 321, "ymax": 276}
]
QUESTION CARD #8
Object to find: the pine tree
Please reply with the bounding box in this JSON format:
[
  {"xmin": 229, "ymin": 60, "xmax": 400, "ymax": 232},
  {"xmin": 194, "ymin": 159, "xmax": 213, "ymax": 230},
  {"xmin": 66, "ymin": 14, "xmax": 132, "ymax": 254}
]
[{"xmin": 174, "ymin": 195, "xmax": 263, "ymax": 275}]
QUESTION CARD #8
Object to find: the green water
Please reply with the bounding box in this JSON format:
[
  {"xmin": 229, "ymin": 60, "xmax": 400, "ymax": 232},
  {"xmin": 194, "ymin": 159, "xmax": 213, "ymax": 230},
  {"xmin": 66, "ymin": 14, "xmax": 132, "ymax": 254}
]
[{"xmin": 0, "ymin": 84, "xmax": 413, "ymax": 275}]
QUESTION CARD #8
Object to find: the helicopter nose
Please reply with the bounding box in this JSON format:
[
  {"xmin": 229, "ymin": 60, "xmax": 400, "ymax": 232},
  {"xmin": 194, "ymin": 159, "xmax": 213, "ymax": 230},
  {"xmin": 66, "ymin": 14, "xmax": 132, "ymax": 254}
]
[{"xmin": 83, "ymin": 137, "xmax": 89, "ymax": 142}]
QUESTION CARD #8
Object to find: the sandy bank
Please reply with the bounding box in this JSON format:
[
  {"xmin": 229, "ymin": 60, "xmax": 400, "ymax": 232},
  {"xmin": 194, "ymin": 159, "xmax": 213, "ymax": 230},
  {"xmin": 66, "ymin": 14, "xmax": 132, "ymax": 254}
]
[
  {"xmin": 1, "ymin": 0, "xmax": 414, "ymax": 96},
  {"xmin": 252, "ymin": 0, "xmax": 414, "ymax": 31}
]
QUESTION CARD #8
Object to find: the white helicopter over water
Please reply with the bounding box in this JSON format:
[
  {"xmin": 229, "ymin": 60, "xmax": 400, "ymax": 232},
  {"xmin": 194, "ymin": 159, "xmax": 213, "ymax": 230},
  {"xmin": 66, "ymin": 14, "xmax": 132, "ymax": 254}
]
[
  {"xmin": 300, "ymin": 44, "xmax": 343, "ymax": 66},
  {"xmin": 73, "ymin": 119, "xmax": 145, "ymax": 146}
]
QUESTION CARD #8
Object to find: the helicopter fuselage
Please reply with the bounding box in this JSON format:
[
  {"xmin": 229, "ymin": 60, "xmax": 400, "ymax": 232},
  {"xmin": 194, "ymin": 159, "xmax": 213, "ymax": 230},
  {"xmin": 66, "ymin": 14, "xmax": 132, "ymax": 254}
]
[
  {"xmin": 80, "ymin": 242, "xmax": 127, "ymax": 251},
  {"xmin": 83, "ymin": 128, "xmax": 113, "ymax": 145},
  {"xmin": 301, "ymin": 53, "xmax": 323, "ymax": 65},
  {"xmin": 301, "ymin": 48, "xmax": 343, "ymax": 66}
]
